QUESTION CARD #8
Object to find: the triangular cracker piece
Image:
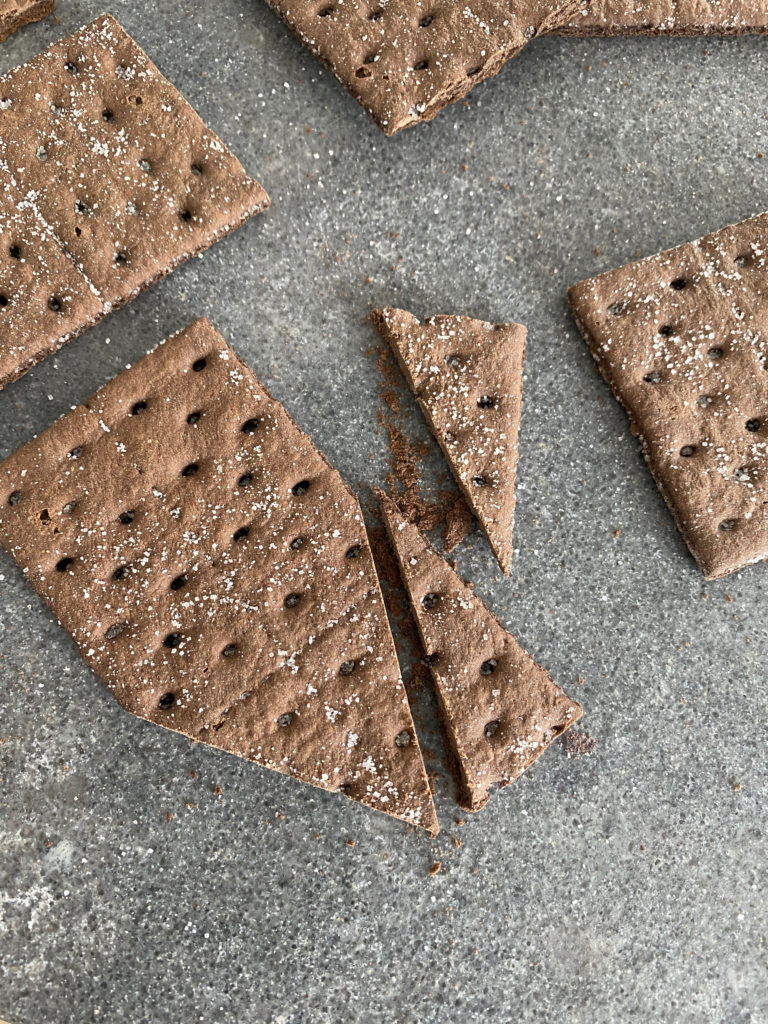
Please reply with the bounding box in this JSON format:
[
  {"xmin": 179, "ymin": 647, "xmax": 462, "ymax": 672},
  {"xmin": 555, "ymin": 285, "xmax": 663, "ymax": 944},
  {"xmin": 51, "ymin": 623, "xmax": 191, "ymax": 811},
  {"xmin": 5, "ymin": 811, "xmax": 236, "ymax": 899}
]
[
  {"xmin": 380, "ymin": 492, "xmax": 582, "ymax": 812},
  {"xmin": 0, "ymin": 319, "xmax": 437, "ymax": 836},
  {"xmin": 372, "ymin": 307, "xmax": 526, "ymax": 575}
]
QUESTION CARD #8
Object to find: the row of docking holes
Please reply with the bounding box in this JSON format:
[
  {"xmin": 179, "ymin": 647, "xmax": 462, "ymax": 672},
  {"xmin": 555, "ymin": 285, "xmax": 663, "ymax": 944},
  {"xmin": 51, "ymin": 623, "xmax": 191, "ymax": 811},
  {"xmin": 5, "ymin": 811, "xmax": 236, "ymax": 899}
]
[
  {"xmin": 320, "ymin": 6, "xmax": 486, "ymax": 81},
  {"xmin": 155, "ymin": 638, "xmax": 389, "ymax": 741},
  {"xmin": 420, "ymin": 590, "xmax": 503, "ymax": 741}
]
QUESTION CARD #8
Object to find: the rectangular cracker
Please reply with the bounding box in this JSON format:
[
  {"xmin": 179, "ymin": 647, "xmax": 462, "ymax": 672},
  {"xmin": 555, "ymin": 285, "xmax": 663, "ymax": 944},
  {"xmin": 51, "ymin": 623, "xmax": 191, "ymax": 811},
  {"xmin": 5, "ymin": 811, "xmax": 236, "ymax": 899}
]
[
  {"xmin": 0, "ymin": 318, "xmax": 438, "ymax": 835},
  {"xmin": 0, "ymin": 15, "xmax": 269, "ymax": 390},
  {"xmin": 0, "ymin": 0, "xmax": 53, "ymax": 44},
  {"xmin": 558, "ymin": 0, "xmax": 768, "ymax": 35},
  {"xmin": 262, "ymin": 0, "xmax": 587, "ymax": 135},
  {"xmin": 569, "ymin": 212, "xmax": 768, "ymax": 579}
]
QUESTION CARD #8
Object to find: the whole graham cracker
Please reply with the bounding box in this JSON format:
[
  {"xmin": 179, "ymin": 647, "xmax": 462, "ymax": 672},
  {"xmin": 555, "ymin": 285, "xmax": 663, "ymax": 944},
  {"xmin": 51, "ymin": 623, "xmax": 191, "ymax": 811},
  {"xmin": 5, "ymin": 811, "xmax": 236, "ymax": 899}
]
[
  {"xmin": 380, "ymin": 492, "xmax": 581, "ymax": 811},
  {"xmin": 559, "ymin": 0, "xmax": 768, "ymax": 35},
  {"xmin": 0, "ymin": 319, "xmax": 438, "ymax": 836},
  {"xmin": 0, "ymin": 15, "xmax": 269, "ymax": 390},
  {"xmin": 569, "ymin": 212, "xmax": 768, "ymax": 580},
  {"xmin": 262, "ymin": 0, "xmax": 586, "ymax": 135},
  {"xmin": 371, "ymin": 307, "xmax": 526, "ymax": 575},
  {"xmin": 0, "ymin": 0, "xmax": 53, "ymax": 44}
]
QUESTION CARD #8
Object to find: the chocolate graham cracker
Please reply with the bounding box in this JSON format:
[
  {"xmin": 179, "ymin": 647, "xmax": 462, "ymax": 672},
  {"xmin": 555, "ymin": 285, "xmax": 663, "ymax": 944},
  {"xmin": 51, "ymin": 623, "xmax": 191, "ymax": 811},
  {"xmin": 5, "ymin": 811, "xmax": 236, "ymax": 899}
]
[
  {"xmin": 0, "ymin": 15, "xmax": 268, "ymax": 390},
  {"xmin": 0, "ymin": 319, "xmax": 438, "ymax": 835},
  {"xmin": 559, "ymin": 0, "xmax": 768, "ymax": 35},
  {"xmin": 380, "ymin": 492, "xmax": 581, "ymax": 811},
  {"xmin": 371, "ymin": 307, "xmax": 526, "ymax": 575},
  {"xmin": 262, "ymin": 0, "xmax": 586, "ymax": 135},
  {"xmin": 0, "ymin": 0, "xmax": 53, "ymax": 44},
  {"xmin": 569, "ymin": 212, "xmax": 768, "ymax": 580}
]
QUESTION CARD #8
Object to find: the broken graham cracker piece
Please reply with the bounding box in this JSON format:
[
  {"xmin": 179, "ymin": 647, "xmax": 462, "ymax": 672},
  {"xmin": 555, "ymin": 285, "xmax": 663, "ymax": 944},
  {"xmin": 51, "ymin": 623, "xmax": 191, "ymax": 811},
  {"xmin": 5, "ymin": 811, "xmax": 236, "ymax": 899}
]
[
  {"xmin": 262, "ymin": 0, "xmax": 586, "ymax": 136},
  {"xmin": 0, "ymin": 15, "xmax": 269, "ymax": 391},
  {"xmin": 0, "ymin": 0, "xmax": 53, "ymax": 44},
  {"xmin": 569, "ymin": 212, "xmax": 768, "ymax": 580},
  {"xmin": 371, "ymin": 306, "xmax": 526, "ymax": 575},
  {"xmin": 380, "ymin": 492, "xmax": 582, "ymax": 812},
  {"xmin": 558, "ymin": 0, "xmax": 768, "ymax": 36},
  {"xmin": 0, "ymin": 319, "xmax": 437, "ymax": 836}
]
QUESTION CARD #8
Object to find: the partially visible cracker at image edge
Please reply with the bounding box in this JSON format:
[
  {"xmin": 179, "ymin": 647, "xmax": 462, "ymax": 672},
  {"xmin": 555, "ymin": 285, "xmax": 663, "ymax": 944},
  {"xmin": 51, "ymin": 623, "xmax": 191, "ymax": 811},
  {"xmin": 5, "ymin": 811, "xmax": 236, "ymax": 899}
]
[
  {"xmin": 0, "ymin": 0, "xmax": 54, "ymax": 44},
  {"xmin": 262, "ymin": 0, "xmax": 587, "ymax": 135},
  {"xmin": 558, "ymin": 0, "xmax": 768, "ymax": 35},
  {"xmin": 0, "ymin": 319, "xmax": 438, "ymax": 835},
  {"xmin": 0, "ymin": 15, "xmax": 269, "ymax": 390},
  {"xmin": 569, "ymin": 212, "xmax": 768, "ymax": 580}
]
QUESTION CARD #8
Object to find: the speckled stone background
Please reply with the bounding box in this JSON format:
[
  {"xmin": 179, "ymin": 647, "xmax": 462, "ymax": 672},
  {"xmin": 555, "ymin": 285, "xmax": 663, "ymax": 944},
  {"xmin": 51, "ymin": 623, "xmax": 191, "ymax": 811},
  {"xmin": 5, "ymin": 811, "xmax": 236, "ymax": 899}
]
[{"xmin": 1, "ymin": 3, "xmax": 767, "ymax": 1022}]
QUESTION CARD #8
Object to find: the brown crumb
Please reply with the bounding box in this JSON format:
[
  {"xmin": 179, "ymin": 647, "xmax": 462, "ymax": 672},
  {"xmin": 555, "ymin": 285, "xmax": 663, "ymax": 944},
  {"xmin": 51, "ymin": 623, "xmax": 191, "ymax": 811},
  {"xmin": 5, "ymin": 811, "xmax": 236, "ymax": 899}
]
[
  {"xmin": 429, "ymin": 861, "xmax": 442, "ymax": 876},
  {"xmin": 165, "ymin": 812, "xmax": 174, "ymax": 822},
  {"xmin": 44, "ymin": 839, "xmax": 53, "ymax": 849},
  {"xmin": 560, "ymin": 730, "xmax": 597, "ymax": 756},
  {"xmin": 455, "ymin": 818, "xmax": 465, "ymax": 826},
  {"xmin": 613, "ymin": 528, "xmax": 621, "ymax": 538},
  {"xmin": 733, "ymin": 783, "xmax": 742, "ymax": 792},
  {"xmin": 212, "ymin": 785, "xmax": 222, "ymax": 795},
  {"xmin": 346, "ymin": 838, "xmax": 356, "ymax": 847},
  {"xmin": 189, "ymin": 770, "xmax": 197, "ymax": 779},
  {"xmin": 451, "ymin": 835, "xmax": 462, "ymax": 849},
  {"xmin": 442, "ymin": 491, "xmax": 473, "ymax": 553},
  {"xmin": 275, "ymin": 811, "xmax": 285, "ymax": 820}
]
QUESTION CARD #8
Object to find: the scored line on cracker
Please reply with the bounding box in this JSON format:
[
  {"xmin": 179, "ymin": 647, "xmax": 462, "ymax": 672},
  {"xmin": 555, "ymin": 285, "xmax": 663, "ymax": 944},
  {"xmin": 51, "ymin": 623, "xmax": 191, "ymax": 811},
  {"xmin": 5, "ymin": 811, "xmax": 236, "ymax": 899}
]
[
  {"xmin": 0, "ymin": 318, "xmax": 438, "ymax": 835},
  {"xmin": 0, "ymin": 15, "xmax": 269, "ymax": 391}
]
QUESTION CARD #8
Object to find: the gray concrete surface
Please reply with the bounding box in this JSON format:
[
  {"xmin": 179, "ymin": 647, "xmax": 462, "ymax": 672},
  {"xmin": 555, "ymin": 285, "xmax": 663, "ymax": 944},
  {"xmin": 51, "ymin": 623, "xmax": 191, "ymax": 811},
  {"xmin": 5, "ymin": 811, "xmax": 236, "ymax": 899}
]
[{"xmin": 1, "ymin": 3, "xmax": 767, "ymax": 1022}]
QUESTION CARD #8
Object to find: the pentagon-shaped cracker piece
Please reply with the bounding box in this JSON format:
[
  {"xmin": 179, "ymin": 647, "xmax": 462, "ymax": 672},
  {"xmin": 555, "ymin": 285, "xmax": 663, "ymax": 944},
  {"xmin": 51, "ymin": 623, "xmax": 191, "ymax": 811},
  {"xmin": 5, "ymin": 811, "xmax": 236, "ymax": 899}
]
[
  {"xmin": 569, "ymin": 212, "xmax": 768, "ymax": 579},
  {"xmin": 263, "ymin": 0, "xmax": 587, "ymax": 135},
  {"xmin": 380, "ymin": 492, "xmax": 581, "ymax": 812},
  {"xmin": 0, "ymin": 319, "xmax": 437, "ymax": 835},
  {"xmin": 372, "ymin": 306, "xmax": 526, "ymax": 574}
]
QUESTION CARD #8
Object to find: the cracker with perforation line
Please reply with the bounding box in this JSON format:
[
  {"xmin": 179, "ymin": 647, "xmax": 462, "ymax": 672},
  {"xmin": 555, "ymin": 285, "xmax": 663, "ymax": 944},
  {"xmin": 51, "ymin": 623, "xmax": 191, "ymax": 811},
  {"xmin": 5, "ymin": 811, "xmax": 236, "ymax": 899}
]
[
  {"xmin": 0, "ymin": 15, "xmax": 268, "ymax": 390},
  {"xmin": 0, "ymin": 319, "xmax": 438, "ymax": 836},
  {"xmin": 262, "ymin": 0, "xmax": 586, "ymax": 135},
  {"xmin": 569, "ymin": 212, "xmax": 768, "ymax": 580},
  {"xmin": 0, "ymin": 0, "xmax": 53, "ymax": 44}
]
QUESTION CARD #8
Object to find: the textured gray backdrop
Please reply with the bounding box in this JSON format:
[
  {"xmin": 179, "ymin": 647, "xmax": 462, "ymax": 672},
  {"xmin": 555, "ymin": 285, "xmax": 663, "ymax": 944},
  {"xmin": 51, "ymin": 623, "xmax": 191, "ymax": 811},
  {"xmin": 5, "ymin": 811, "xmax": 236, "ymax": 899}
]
[{"xmin": 1, "ymin": 2, "xmax": 767, "ymax": 1022}]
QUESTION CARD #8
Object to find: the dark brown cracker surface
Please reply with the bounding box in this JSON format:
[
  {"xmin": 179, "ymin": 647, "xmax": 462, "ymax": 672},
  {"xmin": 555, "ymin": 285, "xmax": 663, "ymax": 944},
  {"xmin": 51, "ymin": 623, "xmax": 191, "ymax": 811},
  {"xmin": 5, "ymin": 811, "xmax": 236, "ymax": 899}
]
[
  {"xmin": 559, "ymin": 0, "xmax": 768, "ymax": 35},
  {"xmin": 0, "ymin": 15, "xmax": 269, "ymax": 390},
  {"xmin": 262, "ymin": 0, "xmax": 586, "ymax": 135},
  {"xmin": 380, "ymin": 492, "xmax": 582, "ymax": 812},
  {"xmin": 372, "ymin": 307, "xmax": 526, "ymax": 574},
  {"xmin": 569, "ymin": 212, "xmax": 768, "ymax": 580},
  {"xmin": 0, "ymin": 0, "xmax": 53, "ymax": 43},
  {"xmin": 0, "ymin": 319, "xmax": 438, "ymax": 836}
]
